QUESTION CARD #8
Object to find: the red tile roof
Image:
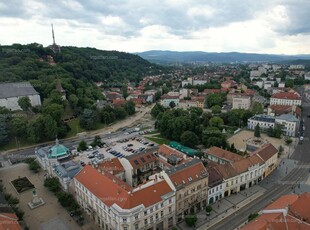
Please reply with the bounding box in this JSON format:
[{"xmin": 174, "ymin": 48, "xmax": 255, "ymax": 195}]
[
  {"xmin": 161, "ymin": 94, "xmax": 179, "ymax": 100},
  {"xmin": 241, "ymin": 193, "xmax": 310, "ymax": 230},
  {"xmin": 75, "ymin": 165, "xmax": 173, "ymax": 209},
  {"xmin": 231, "ymin": 155, "xmax": 264, "ymax": 174},
  {"xmin": 158, "ymin": 144, "xmax": 186, "ymax": 159},
  {"xmin": 206, "ymin": 147, "xmax": 244, "ymax": 162},
  {"xmin": 127, "ymin": 150, "xmax": 158, "ymax": 169},
  {"xmin": 167, "ymin": 159, "xmax": 208, "ymax": 189},
  {"xmin": 98, "ymin": 158, "xmax": 125, "ymax": 175},
  {"xmin": 0, "ymin": 213, "xmax": 22, "ymax": 230},
  {"xmin": 213, "ymin": 163, "xmax": 238, "ymax": 179},
  {"xmin": 252, "ymin": 143, "xmax": 278, "ymax": 161},
  {"xmin": 268, "ymin": 104, "xmax": 301, "ymax": 117},
  {"xmin": 271, "ymin": 92, "xmax": 301, "ymax": 100}
]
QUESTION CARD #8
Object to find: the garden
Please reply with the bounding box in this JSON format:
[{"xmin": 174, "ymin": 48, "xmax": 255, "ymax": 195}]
[{"xmin": 11, "ymin": 177, "xmax": 35, "ymax": 193}]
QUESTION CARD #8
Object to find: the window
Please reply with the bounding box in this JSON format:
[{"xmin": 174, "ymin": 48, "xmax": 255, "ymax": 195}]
[
  {"xmin": 124, "ymin": 227, "xmax": 127, "ymax": 230},
  {"xmin": 161, "ymin": 203, "xmax": 164, "ymax": 208},
  {"xmin": 144, "ymin": 211, "xmax": 147, "ymax": 216},
  {"xmin": 150, "ymin": 207, "xmax": 153, "ymax": 213},
  {"xmin": 135, "ymin": 215, "xmax": 138, "ymax": 220},
  {"xmin": 161, "ymin": 211, "xmax": 164, "ymax": 217},
  {"xmin": 169, "ymin": 199, "xmax": 172, "ymax": 204},
  {"xmin": 144, "ymin": 219, "xmax": 148, "ymax": 225},
  {"xmin": 156, "ymin": 213, "xmax": 159, "ymax": 220},
  {"xmin": 123, "ymin": 218, "xmax": 127, "ymax": 222},
  {"xmin": 150, "ymin": 216, "xmax": 153, "ymax": 222},
  {"xmin": 169, "ymin": 207, "xmax": 172, "ymax": 213},
  {"xmin": 135, "ymin": 224, "xmax": 139, "ymax": 230}
]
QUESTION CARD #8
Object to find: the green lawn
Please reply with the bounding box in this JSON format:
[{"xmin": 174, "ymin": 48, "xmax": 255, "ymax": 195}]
[
  {"xmin": 0, "ymin": 138, "xmax": 33, "ymax": 151},
  {"xmin": 66, "ymin": 119, "xmax": 85, "ymax": 137},
  {"xmin": 145, "ymin": 136, "xmax": 170, "ymax": 145}
]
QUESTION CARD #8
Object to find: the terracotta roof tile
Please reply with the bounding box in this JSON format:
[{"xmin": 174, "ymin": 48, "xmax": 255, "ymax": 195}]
[
  {"xmin": 98, "ymin": 158, "xmax": 125, "ymax": 175},
  {"xmin": 252, "ymin": 143, "xmax": 278, "ymax": 161},
  {"xmin": 271, "ymin": 92, "xmax": 301, "ymax": 100},
  {"xmin": 206, "ymin": 147, "xmax": 244, "ymax": 162},
  {"xmin": 166, "ymin": 159, "xmax": 208, "ymax": 189},
  {"xmin": 75, "ymin": 165, "xmax": 172, "ymax": 209},
  {"xmin": 0, "ymin": 213, "xmax": 22, "ymax": 230},
  {"xmin": 126, "ymin": 149, "xmax": 158, "ymax": 169},
  {"xmin": 213, "ymin": 163, "xmax": 238, "ymax": 179}
]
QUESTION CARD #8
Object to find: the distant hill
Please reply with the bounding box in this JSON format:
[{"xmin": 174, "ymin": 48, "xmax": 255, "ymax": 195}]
[
  {"xmin": 136, "ymin": 50, "xmax": 310, "ymax": 64},
  {"xmin": 0, "ymin": 43, "xmax": 161, "ymax": 84}
]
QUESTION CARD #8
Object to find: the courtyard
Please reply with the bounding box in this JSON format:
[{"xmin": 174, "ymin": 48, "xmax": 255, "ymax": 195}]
[{"xmin": 0, "ymin": 163, "xmax": 100, "ymax": 230}]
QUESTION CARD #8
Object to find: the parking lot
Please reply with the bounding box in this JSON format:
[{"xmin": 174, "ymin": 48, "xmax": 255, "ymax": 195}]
[{"xmin": 74, "ymin": 135, "xmax": 157, "ymax": 167}]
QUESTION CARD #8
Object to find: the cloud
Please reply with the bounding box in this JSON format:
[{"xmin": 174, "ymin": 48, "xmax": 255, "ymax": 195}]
[{"xmin": 0, "ymin": 0, "xmax": 309, "ymax": 54}]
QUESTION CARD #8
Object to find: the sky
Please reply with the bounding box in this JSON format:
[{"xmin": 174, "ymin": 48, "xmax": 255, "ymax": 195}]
[{"xmin": 0, "ymin": 0, "xmax": 309, "ymax": 54}]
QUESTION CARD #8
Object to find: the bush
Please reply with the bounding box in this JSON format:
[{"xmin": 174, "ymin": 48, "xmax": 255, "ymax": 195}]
[
  {"xmin": 248, "ymin": 213, "xmax": 259, "ymax": 222},
  {"xmin": 185, "ymin": 213, "xmax": 197, "ymax": 227},
  {"xmin": 44, "ymin": 177, "xmax": 61, "ymax": 192},
  {"xmin": 206, "ymin": 205, "xmax": 213, "ymax": 213}
]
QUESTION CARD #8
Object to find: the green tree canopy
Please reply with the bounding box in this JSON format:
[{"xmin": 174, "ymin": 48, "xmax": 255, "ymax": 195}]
[
  {"xmin": 18, "ymin": 97, "xmax": 31, "ymax": 112},
  {"xmin": 180, "ymin": 131, "xmax": 199, "ymax": 148}
]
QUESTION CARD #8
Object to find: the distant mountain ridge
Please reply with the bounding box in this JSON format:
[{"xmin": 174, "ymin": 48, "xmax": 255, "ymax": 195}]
[{"xmin": 136, "ymin": 50, "xmax": 310, "ymax": 64}]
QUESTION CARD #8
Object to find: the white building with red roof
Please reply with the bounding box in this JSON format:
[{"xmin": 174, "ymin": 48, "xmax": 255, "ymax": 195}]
[
  {"xmin": 74, "ymin": 165, "xmax": 176, "ymax": 230},
  {"xmin": 270, "ymin": 92, "xmax": 301, "ymax": 106}
]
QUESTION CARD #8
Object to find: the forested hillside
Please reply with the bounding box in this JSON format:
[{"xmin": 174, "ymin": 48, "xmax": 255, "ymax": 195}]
[{"xmin": 0, "ymin": 43, "xmax": 163, "ymax": 148}]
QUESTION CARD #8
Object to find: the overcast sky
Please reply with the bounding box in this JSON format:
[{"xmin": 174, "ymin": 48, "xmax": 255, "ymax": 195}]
[{"xmin": 0, "ymin": 0, "xmax": 309, "ymax": 54}]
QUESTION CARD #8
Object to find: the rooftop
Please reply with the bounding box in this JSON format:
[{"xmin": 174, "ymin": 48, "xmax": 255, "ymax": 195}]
[
  {"xmin": 0, "ymin": 82, "xmax": 39, "ymax": 99},
  {"xmin": 75, "ymin": 165, "xmax": 173, "ymax": 209},
  {"xmin": 206, "ymin": 146, "xmax": 244, "ymax": 163},
  {"xmin": 271, "ymin": 92, "xmax": 301, "ymax": 100},
  {"xmin": 249, "ymin": 114, "xmax": 275, "ymax": 123},
  {"xmin": 98, "ymin": 158, "xmax": 125, "ymax": 175},
  {"xmin": 166, "ymin": 158, "xmax": 208, "ymax": 189}
]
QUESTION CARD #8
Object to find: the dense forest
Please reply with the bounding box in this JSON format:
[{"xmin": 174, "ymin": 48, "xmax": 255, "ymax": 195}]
[{"xmin": 0, "ymin": 43, "xmax": 164, "ymax": 148}]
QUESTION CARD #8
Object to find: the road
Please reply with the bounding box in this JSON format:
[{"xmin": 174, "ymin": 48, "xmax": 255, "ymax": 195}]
[
  {"xmin": 2, "ymin": 105, "xmax": 155, "ymax": 159},
  {"xmin": 208, "ymin": 87, "xmax": 310, "ymax": 230}
]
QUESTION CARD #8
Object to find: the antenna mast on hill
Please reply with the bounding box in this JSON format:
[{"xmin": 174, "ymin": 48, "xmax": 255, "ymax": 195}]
[{"xmin": 51, "ymin": 24, "xmax": 56, "ymax": 45}]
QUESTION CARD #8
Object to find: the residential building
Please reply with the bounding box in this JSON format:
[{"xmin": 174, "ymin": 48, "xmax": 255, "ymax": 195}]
[
  {"xmin": 74, "ymin": 165, "xmax": 176, "ymax": 230},
  {"xmin": 119, "ymin": 149, "xmax": 160, "ymax": 187},
  {"xmin": 206, "ymin": 166, "xmax": 225, "ymax": 204},
  {"xmin": 232, "ymin": 95, "xmax": 251, "ymax": 110},
  {"xmin": 251, "ymin": 143, "xmax": 278, "ymax": 177},
  {"xmin": 267, "ymin": 104, "xmax": 301, "ymax": 118},
  {"xmin": 160, "ymin": 94, "xmax": 179, "ymax": 108},
  {"xmin": 178, "ymin": 100, "xmax": 196, "ymax": 109},
  {"xmin": 241, "ymin": 193, "xmax": 310, "ymax": 230},
  {"xmin": 0, "ymin": 82, "xmax": 41, "ymax": 111},
  {"xmin": 221, "ymin": 80, "xmax": 236, "ymax": 89},
  {"xmin": 247, "ymin": 115, "xmax": 275, "ymax": 130},
  {"xmin": 248, "ymin": 113, "xmax": 299, "ymax": 137},
  {"xmin": 97, "ymin": 158, "xmax": 126, "ymax": 181},
  {"xmin": 195, "ymin": 97, "xmax": 205, "ymax": 109},
  {"xmin": 179, "ymin": 89, "xmax": 189, "ymax": 99},
  {"xmin": 157, "ymin": 144, "xmax": 191, "ymax": 166},
  {"xmin": 205, "ymin": 146, "xmax": 243, "ymax": 165},
  {"xmin": 270, "ymin": 92, "xmax": 301, "ymax": 106},
  {"xmin": 165, "ymin": 159, "xmax": 209, "ymax": 222}
]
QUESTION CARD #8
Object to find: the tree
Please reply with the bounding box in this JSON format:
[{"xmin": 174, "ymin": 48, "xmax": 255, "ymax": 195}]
[
  {"xmin": 151, "ymin": 104, "xmax": 165, "ymax": 118},
  {"xmin": 274, "ymin": 125, "xmax": 282, "ymax": 138},
  {"xmin": 10, "ymin": 117, "xmax": 27, "ymax": 137},
  {"xmin": 44, "ymin": 177, "xmax": 61, "ymax": 192},
  {"xmin": 251, "ymin": 102, "xmax": 264, "ymax": 114},
  {"xmin": 68, "ymin": 94, "xmax": 79, "ymax": 109},
  {"xmin": 209, "ymin": 117, "xmax": 224, "ymax": 128},
  {"xmin": 115, "ymin": 107, "xmax": 127, "ymax": 120},
  {"xmin": 248, "ymin": 213, "xmax": 259, "ymax": 222},
  {"xmin": 267, "ymin": 126, "xmax": 274, "ymax": 137},
  {"xmin": 211, "ymin": 105, "xmax": 222, "ymax": 114},
  {"xmin": 124, "ymin": 101, "xmax": 135, "ymax": 115},
  {"xmin": 180, "ymin": 131, "xmax": 199, "ymax": 148},
  {"xmin": 77, "ymin": 140, "xmax": 87, "ymax": 152},
  {"xmin": 42, "ymin": 103, "xmax": 64, "ymax": 124},
  {"xmin": 254, "ymin": 124, "xmax": 261, "ymax": 138},
  {"xmin": 27, "ymin": 115, "xmax": 45, "ymax": 142},
  {"xmin": 285, "ymin": 137, "xmax": 293, "ymax": 145},
  {"xmin": 18, "ymin": 96, "xmax": 31, "ymax": 112},
  {"xmin": 206, "ymin": 205, "xmax": 213, "ymax": 215},
  {"xmin": 185, "ymin": 213, "xmax": 197, "ymax": 227},
  {"xmin": 43, "ymin": 115, "xmax": 58, "ymax": 139},
  {"xmin": 169, "ymin": 101, "xmax": 176, "ymax": 108},
  {"xmin": 205, "ymin": 92, "xmax": 226, "ymax": 108},
  {"xmin": 0, "ymin": 116, "xmax": 9, "ymax": 146},
  {"xmin": 80, "ymin": 109, "xmax": 96, "ymax": 130}
]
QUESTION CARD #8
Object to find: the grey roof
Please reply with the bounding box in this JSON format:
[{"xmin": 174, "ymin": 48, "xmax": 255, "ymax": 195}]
[
  {"xmin": 53, "ymin": 161, "xmax": 82, "ymax": 179},
  {"xmin": 165, "ymin": 158, "xmax": 203, "ymax": 175},
  {"xmin": 276, "ymin": 114, "xmax": 299, "ymax": 122},
  {"xmin": 0, "ymin": 82, "xmax": 39, "ymax": 99},
  {"xmin": 249, "ymin": 114, "xmax": 275, "ymax": 123}
]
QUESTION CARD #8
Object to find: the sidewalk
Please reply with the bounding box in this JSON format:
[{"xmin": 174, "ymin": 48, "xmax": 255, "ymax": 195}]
[{"xmin": 177, "ymin": 186, "xmax": 266, "ymax": 230}]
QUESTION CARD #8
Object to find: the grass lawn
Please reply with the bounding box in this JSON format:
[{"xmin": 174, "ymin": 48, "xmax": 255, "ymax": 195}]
[
  {"xmin": 146, "ymin": 136, "xmax": 170, "ymax": 145},
  {"xmin": 0, "ymin": 138, "xmax": 33, "ymax": 151},
  {"xmin": 66, "ymin": 119, "xmax": 85, "ymax": 138}
]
